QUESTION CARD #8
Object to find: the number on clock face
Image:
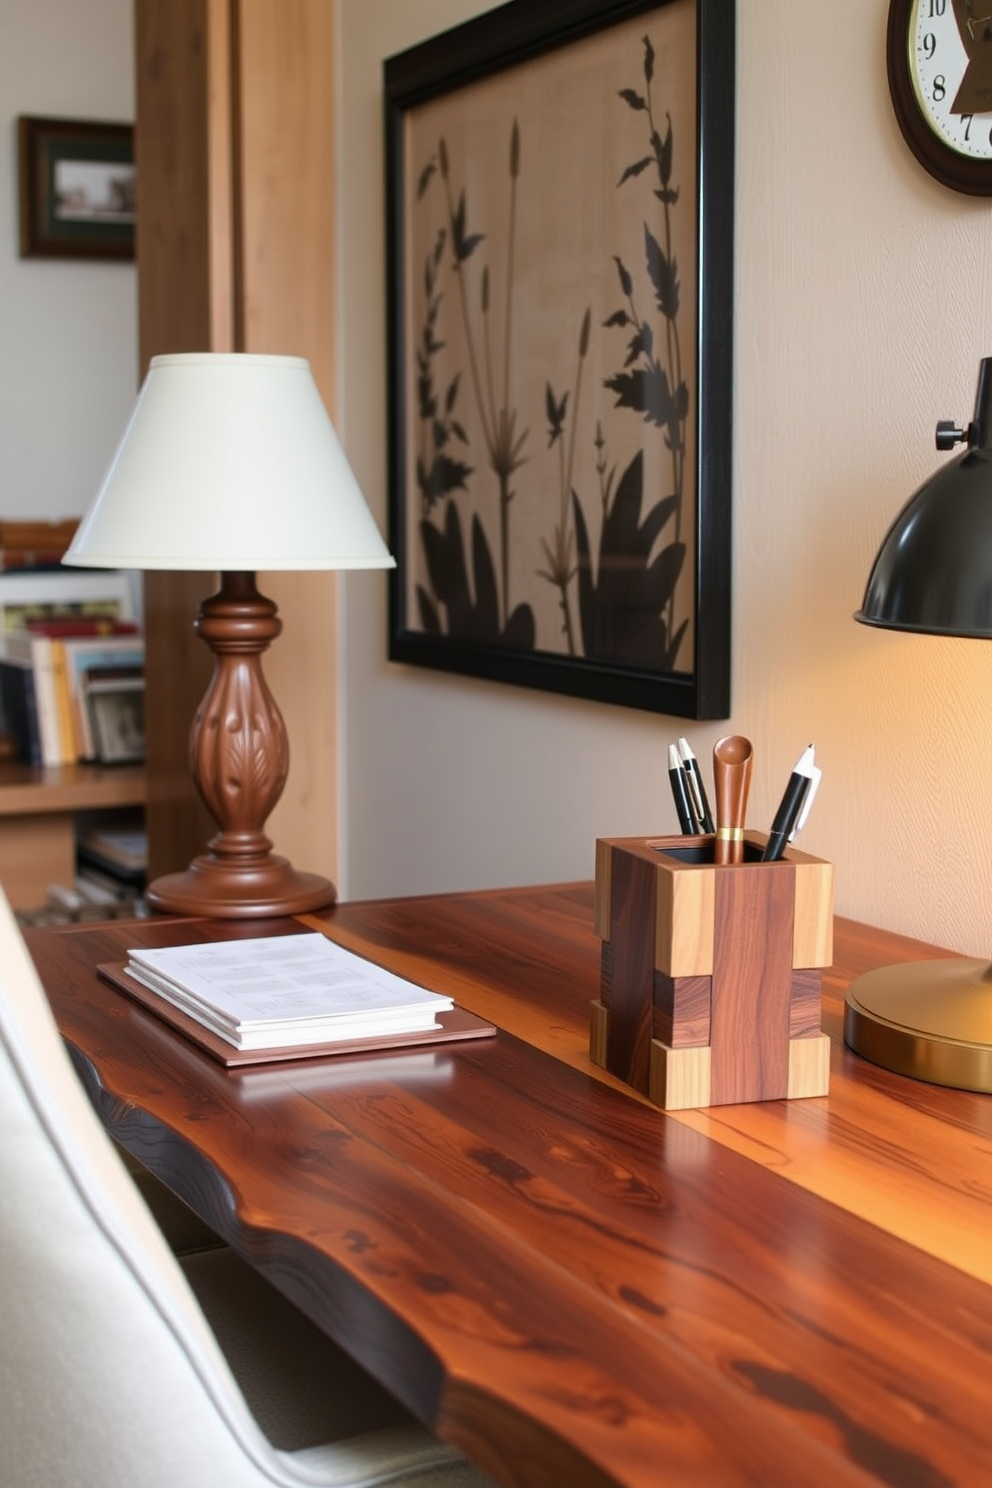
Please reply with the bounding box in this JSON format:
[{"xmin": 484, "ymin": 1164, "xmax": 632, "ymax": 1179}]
[{"xmin": 911, "ymin": 0, "xmax": 992, "ymax": 157}]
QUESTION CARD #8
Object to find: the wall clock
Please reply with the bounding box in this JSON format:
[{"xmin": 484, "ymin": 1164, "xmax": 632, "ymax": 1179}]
[{"xmin": 887, "ymin": 0, "xmax": 992, "ymax": 193}]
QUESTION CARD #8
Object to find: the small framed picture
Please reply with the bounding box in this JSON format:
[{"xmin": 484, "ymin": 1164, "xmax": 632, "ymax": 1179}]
[
  {"xmin": 86, "ymin": 679, "xmax": 145, "ymax": 764},
  {"xmin": 18, "ymin": 115, "xmax": 135, "ymax": 261}
]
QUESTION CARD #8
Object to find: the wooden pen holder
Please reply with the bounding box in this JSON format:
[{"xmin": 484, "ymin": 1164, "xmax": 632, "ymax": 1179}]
[{"xmin": 590, "ymin": 833, "xmax": 833, "ymax": 1111}]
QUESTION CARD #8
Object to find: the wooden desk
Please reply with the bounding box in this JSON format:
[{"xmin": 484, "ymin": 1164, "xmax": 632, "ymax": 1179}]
[{"xmin": 26, "ymin": 887, "xmax": 992, "ymax": 1488}]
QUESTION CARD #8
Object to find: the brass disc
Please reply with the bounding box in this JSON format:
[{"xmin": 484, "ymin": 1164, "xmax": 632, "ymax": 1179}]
[{"xmin": 845, "ymin": 958, "xmax": 992, "ymax": 1093}]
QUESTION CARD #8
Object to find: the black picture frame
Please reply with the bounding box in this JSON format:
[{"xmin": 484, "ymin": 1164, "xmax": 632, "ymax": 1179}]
[
  {"xmin": 385, "ymin": 0, "xmax": 733, "ymax": 718},
  {"xmin": 18, "ymin": 115, "xmax": 135, "ymax": 261}
]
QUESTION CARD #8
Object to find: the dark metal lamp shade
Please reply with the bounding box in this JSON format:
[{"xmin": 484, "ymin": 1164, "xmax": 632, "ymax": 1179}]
[
  {"xmin": 846, "ymin": 356, "xmax": 992, "ymax": 1094},
  {"xmin": 856, "ymin": 357, "xmax": 992, "ymax": 638}
]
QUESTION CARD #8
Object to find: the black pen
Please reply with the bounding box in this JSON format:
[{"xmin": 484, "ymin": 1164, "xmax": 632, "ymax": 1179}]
[
  {"xmin": 678, "ymin": 736, "xmax": 714, "ymax": 834},
  {"xmin": 761, "ymin": 744, "xmax": 817, "ymax": 862},
  {"xmin": 668, "ymin": 743, "xmax": 696, "ymax": 834}
]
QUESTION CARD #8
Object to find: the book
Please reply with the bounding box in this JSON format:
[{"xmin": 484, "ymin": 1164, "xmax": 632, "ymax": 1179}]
[
  {"xmin": 0, "ymin": 656, "xmax": 43, "ymax": 765},
  {"xmin": 121, "ymin": 934, "xmax": 457, "ymax": 1052},
  {"xmin": 77, "ymin": 818, "xmax": 147, "ymax": 885},
  {"xmin": 78, "ymin": 817, "xmax": 147, "ymax": 874},
  {"xmin": 63, "ymin": 637, "xmax": 144, "ymax": 760},
  {"xmin": 0, "ymin": 632, "xmax": 62, "ymax": 765},
  {"xmin": 49, "ymin": 641, "xmax": 77, "ymax": 762},
  {"xmin": 0, "ymin": 518, "xmax": 80, "ymax": 572},
  {"xmin": 0, "ymin": 569, "xmax": 135, "ymax": 634},
  {"xmin": 75, "ymin": 867, "xmax": 132, "ymax": 905},
  {"xmin": 0, "ymin": 625, "xmax": 145, "ymax": 764},
  {"xmin": 0, "ymin": 550, "xmax": 75, "ymax": 572},
  {"xmin": 22, "ymin": 616, "xmax": 139, "ymax": 637},
  {"xmin": 0, "ymin": 518, "xmax": 80, "ymax": 549}
]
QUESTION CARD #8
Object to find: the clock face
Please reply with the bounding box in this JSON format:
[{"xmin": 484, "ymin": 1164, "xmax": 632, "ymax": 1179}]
[
  {"xmin": 888, "ymin": 0, "xmax": 992, "ymax": 191},
  {"xmin": 910, "ymin": 0, "xmax": 992, "ymax": 158}
]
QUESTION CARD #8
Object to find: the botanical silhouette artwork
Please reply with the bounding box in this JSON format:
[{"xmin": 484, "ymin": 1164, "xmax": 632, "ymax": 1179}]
[{"xmin": 390, "ymin": 0, "xmax": 732, "ymax": 714}]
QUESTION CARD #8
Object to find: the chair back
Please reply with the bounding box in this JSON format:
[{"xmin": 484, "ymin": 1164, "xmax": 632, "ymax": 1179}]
[{"xmin": 0, "ymin": 890, "xmax": 354, "ymax": 1488}]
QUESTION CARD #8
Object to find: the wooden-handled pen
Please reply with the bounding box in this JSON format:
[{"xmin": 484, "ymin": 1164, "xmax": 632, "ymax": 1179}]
[{"xmin": 712, "ymin": 734, "xmax": 753, "ymax": 865}]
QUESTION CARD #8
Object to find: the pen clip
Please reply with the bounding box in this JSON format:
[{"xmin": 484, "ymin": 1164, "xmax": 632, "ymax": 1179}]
[
  {"xmin": 790, "ymin": 764, "xmax": 821, "ymax": 839},
  {"xmin": 681, "ymin": 763, "xmax": 703, "ymax": 829}
]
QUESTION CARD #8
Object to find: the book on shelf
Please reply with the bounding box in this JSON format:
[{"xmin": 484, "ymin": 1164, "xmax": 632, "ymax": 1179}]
[
  {"xmin": 65, "ymin": 638, "xmax": 144, "ymax": 760},
  {"xmin": 0, "ymin": 518, "xmax": 79, "ymax": 572},
  {"xmin": 0, "ymin": 628, "xmax": 144, "ymax": 764},
  {"xmin": 0, "ymin": 568, "xmax": 135, "ymax": 634},
  {"xmin": 77, "ymin": 816, "xmax": 147, "ymax": 886},
  {"xmin": 21, "ymin": 616, "xmax": 140, "ymax": 637},
  {"xmin": 0, "ymin": 632, "xmax": 61, "ymax": 765},
  {"xmin": 0, "ymin": 656, "xmax": 43, "ymax": 766},
  {"xmin": 75, "ymin": 864, "xmax": 137, "ymax": 905},
  {"xmin": 0, "ymin": 568, "xmax": 140, "ymax": 760}
]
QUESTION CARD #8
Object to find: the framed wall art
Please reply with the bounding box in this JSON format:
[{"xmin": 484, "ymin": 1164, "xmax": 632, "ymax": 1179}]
[
  {"xmin": 18, "ymin": 115, "xmax": 135, "ymax": 261},
  {"xmin": 384, "ymin": 0, "xmax": 734, "ymax": 718}
]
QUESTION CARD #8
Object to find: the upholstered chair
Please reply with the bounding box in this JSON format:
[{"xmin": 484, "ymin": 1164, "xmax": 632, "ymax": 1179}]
[{"xmin": 0, "ymin": 889, "xmax": 496, "ymax": 1488}]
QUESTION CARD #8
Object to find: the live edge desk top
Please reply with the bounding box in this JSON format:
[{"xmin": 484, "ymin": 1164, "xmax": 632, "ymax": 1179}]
[{"xmin": 26, "ymin": 885, "xmax": 992, "ymax": 1488}]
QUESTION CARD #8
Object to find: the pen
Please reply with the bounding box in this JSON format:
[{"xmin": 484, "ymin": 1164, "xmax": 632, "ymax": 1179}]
[
  {"xmin": 761, "ymin": 744, "xmax": 817, "ymax": 862},
  {"xmin": 667, "ymin": 743, "xmax": 696, "ymax": 834},
  {"xmin": 678, "ymin": 736, "xmax": 714, "ymax": 834},
  {"xmin": 712, "ymin": 735, "xmax": 753, "ymax": 864},
  {"xmin": 791, "ymin": 760, "xmax": 822, "ymax": 841}
]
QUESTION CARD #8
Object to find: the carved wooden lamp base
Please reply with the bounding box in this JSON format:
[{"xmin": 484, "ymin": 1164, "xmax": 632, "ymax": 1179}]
[
  {"xmin": 145, "ymin": 571, "xmax": 336, "ymax": 920},
  {"xmin": 146, "ymin": 856, "xmax": 335, "ymax": 919}
]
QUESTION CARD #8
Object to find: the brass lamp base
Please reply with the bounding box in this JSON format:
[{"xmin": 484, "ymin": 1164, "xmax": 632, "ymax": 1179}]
[
  {"xmin": 146, "ymin": 856, "xmax": 336, "ymax": 920},
  {"xmin": 844, "ymin": 958, "xmax": 992, "ymax": 1093}
]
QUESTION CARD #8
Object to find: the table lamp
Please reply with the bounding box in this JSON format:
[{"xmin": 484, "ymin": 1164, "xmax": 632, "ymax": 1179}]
[
  {"xmin": 850, "ymin": 354, "xmax": 992, "ymax": 1092},
  {"xmin": 63, "ymin": 352, "xmax": 394, "ymax": 919}
]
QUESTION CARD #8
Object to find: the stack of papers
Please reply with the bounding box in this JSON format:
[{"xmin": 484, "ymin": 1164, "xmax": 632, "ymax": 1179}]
[{"xmin": 123, "ymin": 934, "xmax": 455, "ymax": 1051}]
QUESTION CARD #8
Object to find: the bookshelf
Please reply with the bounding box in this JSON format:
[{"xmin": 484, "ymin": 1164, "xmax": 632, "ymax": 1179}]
[{"xmin": 0, "ymin": 761, "xmax": 146, "ymax": 910}]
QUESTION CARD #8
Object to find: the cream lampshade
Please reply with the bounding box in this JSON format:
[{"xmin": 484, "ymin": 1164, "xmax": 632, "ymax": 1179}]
[{"xmin": 63, "ymin": 352, "xmax": 395, "ymax": 919}]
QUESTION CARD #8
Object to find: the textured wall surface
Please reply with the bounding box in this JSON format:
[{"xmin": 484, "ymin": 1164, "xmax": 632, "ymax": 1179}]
[
  {"xmin": 0, "ymin": 0, "xmax": 137, "ymax": 524},
  {"xmin": 336, "ymin": 0, "xmax": 992, "ymax": 959}
]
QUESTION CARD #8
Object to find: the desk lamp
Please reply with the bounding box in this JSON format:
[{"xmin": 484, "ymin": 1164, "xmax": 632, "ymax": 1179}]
[
  {"xmin": 63, "ymin": 352, "xmax": 394, "ymax": 919},
  {"xmin": 850, "ymin": 354, "xmax": 992, "ymax": 1092}
]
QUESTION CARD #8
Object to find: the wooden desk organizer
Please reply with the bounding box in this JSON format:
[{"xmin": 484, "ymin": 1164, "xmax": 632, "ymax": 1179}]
[{"xmin": 590, "ymin": 832, "xmax": 833, "ymax": 1111}]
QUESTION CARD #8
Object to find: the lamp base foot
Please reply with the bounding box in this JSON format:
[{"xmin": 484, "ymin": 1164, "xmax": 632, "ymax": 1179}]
[
  {"xmin": 844, "ymin": 957, "xmax": 992, "ymax": 1093},
  {"xmin": 146, "ymin": 853, "xmax": 337, "ymax": 919}
]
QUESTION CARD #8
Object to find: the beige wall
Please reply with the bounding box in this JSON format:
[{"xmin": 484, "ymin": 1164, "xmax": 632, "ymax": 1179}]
[
  {"xmin": 0, "ymin": 0, "xmax": 137, "ymax": 524},
  {"xmin": 337, "ymin": 0, "xmax": 992, "ymax": 958}
]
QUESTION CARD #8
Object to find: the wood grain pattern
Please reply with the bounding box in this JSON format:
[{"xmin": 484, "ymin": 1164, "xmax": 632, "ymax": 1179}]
[
  {"xmin": 654, "ymin": 840, "xmax": 715, "ymax": 976},
  {"xmin": 234, "ymin": 0, "xmax": 340, "ymax": 888},
  {"xmin": 789, "ymin": 967, "xmax": 824, "ymax": 1038},
  {"xmin": 709, "ymin": 862, "xmax": 794, "ymax": 1103},
  {"xmin": 787, "ymin": 1030, "xmax": 831, "ymax": 1097},
  {"xmin": 792, "ymin": 854, "xmax": 835, "ymax": 967},
  {"xmin": 592, "ymin": 837, "xmax": 612, "ymax": 940},
  {"xmin": 602, "ymin": 846, "xmax": 656, "ymax": 1091},
  {"xmin": 595, "ymin": 837, "xmax": 832, "ymax": 1109},
  {"xmin": 135, "ymin": 0, "xmax": 341, "ymax": 888},
  {"xmin": 27, "ymin": 890, "xmax": 992, "ymax": 1488},
  {"xmin": 0, "ymin": 762, "xmax": 146, "ymax": 815},
  {"xmin": 135, "ymin": 0, "xmax": 232, "ymax": 882},
  {"xmin": 648, "ymin": 1038, "xmax": 711, "ymax": 1110},
  {"xmin": 0, "ymin": 765, "xmax": 147, "ymax": 907},
  {"xmin": 652, "ymin": 970, "xmax": 711, "ymax": 1047}
]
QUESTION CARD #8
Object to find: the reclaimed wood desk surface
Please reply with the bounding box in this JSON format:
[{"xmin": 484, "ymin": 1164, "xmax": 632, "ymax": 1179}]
[{"xmin": 27, "ymin": 884, "xmax": 992, "ymax": 1488}]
